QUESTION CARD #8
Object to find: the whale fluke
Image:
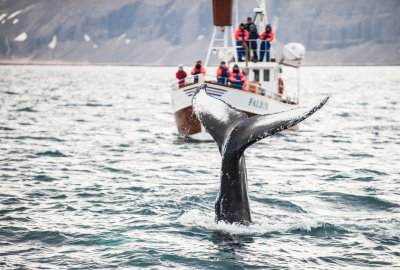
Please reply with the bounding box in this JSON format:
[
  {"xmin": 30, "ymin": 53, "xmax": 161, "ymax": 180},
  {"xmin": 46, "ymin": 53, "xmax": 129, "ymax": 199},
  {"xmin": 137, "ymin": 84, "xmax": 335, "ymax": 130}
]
[{"xmin": 192, "ymin": 84, "xmax": 328, "ymax": 224}]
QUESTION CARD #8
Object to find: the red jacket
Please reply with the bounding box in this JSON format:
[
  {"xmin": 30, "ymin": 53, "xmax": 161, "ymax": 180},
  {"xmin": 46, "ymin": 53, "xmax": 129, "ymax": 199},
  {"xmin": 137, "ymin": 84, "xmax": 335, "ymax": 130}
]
[
  {"xmin": 234, "ymin": 28, "xmax": 249, "ymax": 41},
  {"xmin": 259, "ymin": 31, "xmax": 275, "ymax": 42},
  {"xmin": 176, "ymin": 71, "xmax": 187, "ymax": 86}
]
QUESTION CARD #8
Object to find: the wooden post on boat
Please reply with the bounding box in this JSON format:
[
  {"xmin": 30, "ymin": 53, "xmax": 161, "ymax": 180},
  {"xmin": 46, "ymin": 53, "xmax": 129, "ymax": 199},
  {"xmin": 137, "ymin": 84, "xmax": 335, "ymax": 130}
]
[{"xmin": 242, "ymin": 41, "xmax": 250, "ymax": 85}]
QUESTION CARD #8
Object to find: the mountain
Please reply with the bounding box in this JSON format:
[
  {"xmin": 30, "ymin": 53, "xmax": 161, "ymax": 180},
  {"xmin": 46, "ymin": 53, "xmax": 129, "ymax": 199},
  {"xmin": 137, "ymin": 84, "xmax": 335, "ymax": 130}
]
[{"xmin": 0, "ymin": 0, "xmax": 399, "ymax": 65}]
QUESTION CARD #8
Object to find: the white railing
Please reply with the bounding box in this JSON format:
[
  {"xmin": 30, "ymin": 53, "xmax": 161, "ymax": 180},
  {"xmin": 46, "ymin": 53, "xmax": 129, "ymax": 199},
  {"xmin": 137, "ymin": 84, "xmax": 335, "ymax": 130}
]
[
  {"xmin": 235, "ymin": 39, "xmax": 276, "ymax": 63},
  {"xmin": 172, "ymin": 74, "xmax": 299, "ymax": 104}
]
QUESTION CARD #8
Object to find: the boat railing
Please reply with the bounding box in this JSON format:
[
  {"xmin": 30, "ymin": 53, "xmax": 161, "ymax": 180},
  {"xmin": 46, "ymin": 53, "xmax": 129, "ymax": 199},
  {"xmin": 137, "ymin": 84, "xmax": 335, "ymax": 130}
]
[
  {"xmin": 172, "ymin": 74, "xmax": 298, "ymax": 104},
  {"xmin": 235, "ymin": 39, "xmax": 276, "ymax": 62}
]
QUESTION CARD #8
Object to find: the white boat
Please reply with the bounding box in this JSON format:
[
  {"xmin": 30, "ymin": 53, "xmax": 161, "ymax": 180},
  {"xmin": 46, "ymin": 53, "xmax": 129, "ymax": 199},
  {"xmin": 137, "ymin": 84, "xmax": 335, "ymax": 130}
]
[{"xmin": 171, "ymin": 0, "xmax": 306, "ymax": 140}]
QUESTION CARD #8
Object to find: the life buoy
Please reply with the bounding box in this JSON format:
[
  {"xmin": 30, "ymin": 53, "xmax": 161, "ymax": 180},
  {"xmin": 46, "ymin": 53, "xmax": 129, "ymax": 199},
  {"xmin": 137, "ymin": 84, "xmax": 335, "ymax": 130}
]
[{"xmin": 278, "ymin": 78, "xmax": 284, "ymax": 94}]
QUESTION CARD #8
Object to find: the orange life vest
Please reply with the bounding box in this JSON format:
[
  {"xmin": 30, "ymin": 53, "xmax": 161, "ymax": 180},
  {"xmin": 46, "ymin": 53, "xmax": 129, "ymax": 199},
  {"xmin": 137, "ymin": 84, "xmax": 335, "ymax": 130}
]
[
  {"xmin": 234, "ymin": 28, "xmax": 249, "ymax": 41},
  {"xmin": 260, "ymin": 31, "xmax": 275, "ymax": 42},
  {"xmin": 191, "ymin": 66, "xmax": 206, "ymax": 75}
]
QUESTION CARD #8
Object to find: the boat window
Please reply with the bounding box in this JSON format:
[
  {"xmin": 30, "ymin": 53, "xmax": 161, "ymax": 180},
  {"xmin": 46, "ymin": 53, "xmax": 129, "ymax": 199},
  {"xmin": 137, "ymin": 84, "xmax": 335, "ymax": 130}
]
[
  {"xmin": 253, "ymin": 69, "xmax": 259, "ymax": 81},
  {"xmin": 263, "ymin": 69, "xmax": 270, "ymax": 81}
]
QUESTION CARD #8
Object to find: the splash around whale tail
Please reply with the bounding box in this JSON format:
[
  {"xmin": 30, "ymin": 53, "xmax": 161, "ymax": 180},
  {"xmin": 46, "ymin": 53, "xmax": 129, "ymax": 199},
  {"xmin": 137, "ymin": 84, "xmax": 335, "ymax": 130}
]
[{"xmin": 192, "ymin": 84, "xmax": 329, "ymax": 155}]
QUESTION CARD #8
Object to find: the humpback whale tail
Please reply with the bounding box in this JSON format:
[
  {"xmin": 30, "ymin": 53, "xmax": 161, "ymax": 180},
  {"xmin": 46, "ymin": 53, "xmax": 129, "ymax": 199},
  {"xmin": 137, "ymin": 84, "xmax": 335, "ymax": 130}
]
[
  {"xmin": 192, "ymin": 84, "xmax": 328, "ymax": 224},
  {"xmin": 192, "ymin": 84, "xmax": 329, "ymax": 155}
]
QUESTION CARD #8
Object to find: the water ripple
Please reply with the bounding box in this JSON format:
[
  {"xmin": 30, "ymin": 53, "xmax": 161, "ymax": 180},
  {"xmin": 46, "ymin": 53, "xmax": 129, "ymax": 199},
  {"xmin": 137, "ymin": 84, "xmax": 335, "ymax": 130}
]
[{"xmin": 0, "ymin": 66, "xmax": 399, "ymax": 269}]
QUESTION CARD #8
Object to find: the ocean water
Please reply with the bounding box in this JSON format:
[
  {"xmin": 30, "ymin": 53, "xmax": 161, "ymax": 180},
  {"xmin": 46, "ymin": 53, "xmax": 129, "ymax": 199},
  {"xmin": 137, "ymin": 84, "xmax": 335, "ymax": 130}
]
[{"xmin": 0, "ymin": 65, "xmax": 399, "ymax": 269}]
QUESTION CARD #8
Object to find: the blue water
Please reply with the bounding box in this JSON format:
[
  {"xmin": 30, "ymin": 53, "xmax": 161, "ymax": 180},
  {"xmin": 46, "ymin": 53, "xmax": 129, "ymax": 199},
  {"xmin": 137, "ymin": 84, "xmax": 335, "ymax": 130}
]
[{"xmin": 0, "ymin": 65, "xmax": 399, "ymax": 269}]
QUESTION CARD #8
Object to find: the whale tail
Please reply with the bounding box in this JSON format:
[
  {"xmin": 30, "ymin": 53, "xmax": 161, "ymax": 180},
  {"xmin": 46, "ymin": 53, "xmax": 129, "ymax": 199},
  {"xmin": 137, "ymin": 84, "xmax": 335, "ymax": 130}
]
[{"xmin": 192, "ymin": 84, "xmax": 329, "ymax": 155}]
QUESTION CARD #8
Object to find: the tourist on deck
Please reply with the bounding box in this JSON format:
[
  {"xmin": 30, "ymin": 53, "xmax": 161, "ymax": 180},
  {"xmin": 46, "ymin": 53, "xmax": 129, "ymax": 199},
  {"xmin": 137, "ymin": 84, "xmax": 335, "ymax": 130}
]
[
  {"xmin": 216, "ymin": 61, "xmax": 230, "ymax": 85},
  {"xmin": 191, "ymin": 60, "xmax": 206, "ymax": 83},
  {"xmin": 229, "ymin": 64, "xmax": 246, "ymax": 90},
  {"xmin": 234, "ymin": 23, "xmax": 249, "ymax": 62},
  {"xmin": 248, "ymin": 24, "xmax": 259, "ymax": 62},
  {"xmin": 259, "ymin": 24, "xmax": 275, "ymax": 62},
  {"xmin": 245, "ymin": 17, "xmax": 256, "ymax": 32},
  {"xmin": 176, "ymin": 64, "xmax": 187, "ymax": 87}
]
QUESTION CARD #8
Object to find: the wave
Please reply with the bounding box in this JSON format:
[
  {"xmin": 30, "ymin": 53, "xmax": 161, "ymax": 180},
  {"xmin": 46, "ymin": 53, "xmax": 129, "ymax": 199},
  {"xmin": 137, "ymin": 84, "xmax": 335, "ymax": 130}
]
[
  {"xmin": 319, "ymin": 192, "xmax": 400, "ymax": 211},
  {"xmin": 34, "ymin": 174, "xmax": 57, "ymax": 181},
  {"xmin": 15, "ymin": 107, "xmax": 38, "ymax": 112},
  {"xmin": 0, "ymin": 126, "xmax": 15, "ymax": 131},
  {"xmin": 16, "ymin": 230, "xmax": 67, "ymax": 245},
  {"xmin": 35, "ymin": 150, "xmax": 67, "ymax": 157},
  {"xmin": 251, "ymin": 197, "xmax": 306, "ymax": 213},
  {"xmin": 0, "ymin": 136, "xmax": 65, "ymax": 142}
]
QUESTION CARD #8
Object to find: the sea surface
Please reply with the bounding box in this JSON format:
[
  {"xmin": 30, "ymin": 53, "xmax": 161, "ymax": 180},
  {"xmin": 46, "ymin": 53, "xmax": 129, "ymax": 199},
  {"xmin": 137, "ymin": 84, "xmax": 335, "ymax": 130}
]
[{"xmin": 0, "ymin": 65, "xmax": 399, "ymax": 269}]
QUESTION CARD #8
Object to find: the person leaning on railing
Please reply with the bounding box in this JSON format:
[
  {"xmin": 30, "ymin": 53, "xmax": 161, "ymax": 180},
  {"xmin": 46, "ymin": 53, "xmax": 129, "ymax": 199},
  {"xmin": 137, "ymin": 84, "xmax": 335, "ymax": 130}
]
[
  {"xmin": 176, "ymin": 64, "xmax": 187, "ymax": 87},
  {"xmin": 234, "ymin": 23, "xmax": 249, "ymax": 62},
  {"xmin": 216, "ymin": 61, "xmax": 230, "ymax": 85},
  {"xmin": 229, "ymin": 64, "xmax": 246, "ymax": 90},
  {"xmin": 259, "ymin": 24, "xmax": 275, "ymax": 62},
  {"xmin": 244, "ymin": 17, "xmax": 259, "ymax": 62},
  {"xmin": 191, "ymin": 60, "xmax": 206, "ymax": 83}
]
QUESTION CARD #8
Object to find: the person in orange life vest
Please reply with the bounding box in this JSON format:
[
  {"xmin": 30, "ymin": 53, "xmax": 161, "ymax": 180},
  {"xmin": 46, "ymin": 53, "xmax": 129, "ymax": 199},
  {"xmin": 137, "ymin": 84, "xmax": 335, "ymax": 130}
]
[
  {"xmin": 216, "ymin": 61, "xmax": 230, "ymax": 85},
  {"xmin": 191, "ymin": 60, "xmax": 206, "ymax": 83},
  {"xmin": 229, "ymin": 64, "xmax": 246, "ymax": 90},
  {"xmin": 259, "ymin": 24, "xmax": 275, "ymax": 62},
  {"xmin": 176, "ymin": 64, "xmax": 187, "ymax": 87},
  {"xmin": 234, "ymin": 23, "xmax": 249, "ymax": 62}
]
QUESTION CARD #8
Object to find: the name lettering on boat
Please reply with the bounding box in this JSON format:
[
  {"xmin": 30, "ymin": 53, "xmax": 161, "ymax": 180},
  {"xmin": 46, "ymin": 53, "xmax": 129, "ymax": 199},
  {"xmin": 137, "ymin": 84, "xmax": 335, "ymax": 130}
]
[{"xmin": 248, "ymin": 98, "xmax": 268, "ymax": 110}]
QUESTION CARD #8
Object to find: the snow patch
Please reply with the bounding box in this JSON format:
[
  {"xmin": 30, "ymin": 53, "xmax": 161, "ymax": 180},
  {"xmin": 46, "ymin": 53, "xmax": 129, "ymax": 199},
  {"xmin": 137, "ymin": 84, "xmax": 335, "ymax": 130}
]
[
  {"xmin": 84, "ymin": 34, "xmax": 91, "ymax": 42},
  {"xmin": 197, "ymin": 35, "xmax": 204, "ymax": 41},
  {"xmin": 12, "ymin": 18, "xmax": 19, "ymax": 24},
  {"xmin": 1, "ymin": 20, "xmax": 6, "ymax": 24},
  {"xmin": 0, "ymin": 13, "xmax": 7, "ymax": 21},
  {"xmin": 8, "ymin": 10, "xmax": 23, "ymax": 20},
  {"xmin": 48, "ymin": 35, "xmax": 57, "ymax": 49},
  {"xmin": 125, "ymin": 39, "xmax": 131, "ymax": 44},
  {"xmin": 118, "ymin": 33, "xmax": 127, "ymax": 40},
  {"xmin": 14, "ymin": 32, "xmax": 27, "ymax": 42},
  {"xmin": 92, "ymin": 44, "xmax": 98, "ymax": 49}
]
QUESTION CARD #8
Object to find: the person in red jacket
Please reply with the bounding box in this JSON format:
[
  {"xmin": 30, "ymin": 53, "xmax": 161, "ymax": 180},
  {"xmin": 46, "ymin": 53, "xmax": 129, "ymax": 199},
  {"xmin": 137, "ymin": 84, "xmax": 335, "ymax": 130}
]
[
  {"xmin": 229, "ymin": 64, "xmax": 246, "ymax": 90},
  {"xmin": 216, "ymin": 61, "xmax": 230, "ymax": 85},
  {"xmin": 259, "ymin": 24, "xmax": 275, "ymax": 62},
  {"xmin": 175, "ymin": 64, "xmax": 187, "ymax": 87},
  {"xmin": 234, "ymin": 23, "xmax": 249, "ymax": 62},
  {"xmin": 191, "ymin": 60, "xmax": 206, "ymax": 83}
]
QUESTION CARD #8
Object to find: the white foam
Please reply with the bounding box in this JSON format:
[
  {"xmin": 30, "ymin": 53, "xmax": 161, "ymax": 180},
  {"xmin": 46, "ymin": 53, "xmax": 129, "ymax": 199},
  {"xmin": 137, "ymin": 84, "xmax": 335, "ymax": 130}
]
[
  {"xmin": 177, "ymin": 209, "xmax": 320, "ymax": 235},
  {"xmin": 12, "ymin": 18, "xmax": 19, "ymax": 24}
]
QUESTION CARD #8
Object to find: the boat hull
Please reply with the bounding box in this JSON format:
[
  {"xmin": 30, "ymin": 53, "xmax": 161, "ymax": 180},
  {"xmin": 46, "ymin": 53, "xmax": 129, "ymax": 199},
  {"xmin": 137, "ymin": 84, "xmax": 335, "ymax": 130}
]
[
  {"xmin": 174, "ymin": 106, "xmax": 202, "ymax": 136},
  {"xmin": 171, "ymin": 82, "xmax": 298, "ymax": 138}
]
